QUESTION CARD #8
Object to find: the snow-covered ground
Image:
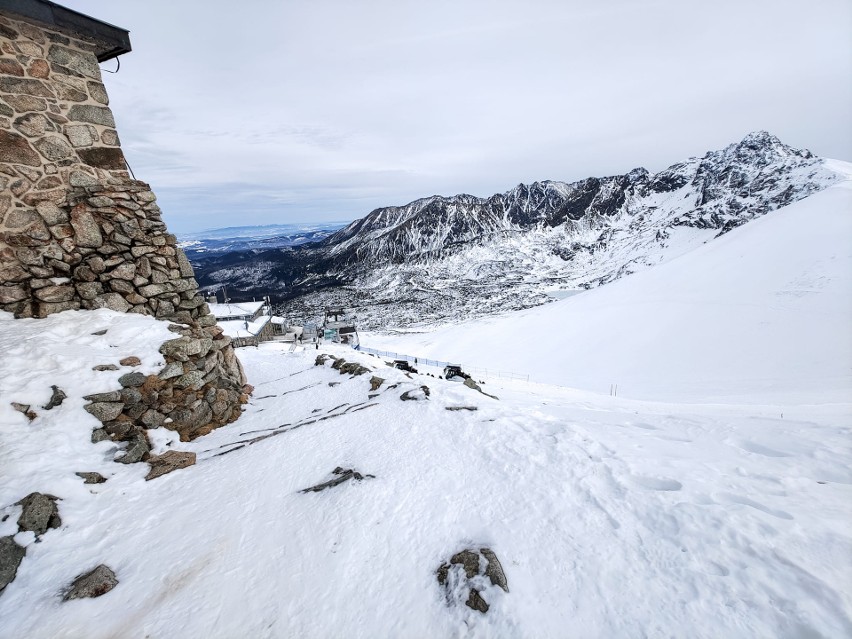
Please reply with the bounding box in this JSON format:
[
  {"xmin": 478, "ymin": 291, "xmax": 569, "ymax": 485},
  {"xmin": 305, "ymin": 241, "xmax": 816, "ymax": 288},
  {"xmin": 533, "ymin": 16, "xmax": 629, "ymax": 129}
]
[
  {"xmin": 1, "ymin": 168, "xmax": 850, "ymax": 637},
  {"xmin": 1, "ymin": 336, "xmax": 850, "ymax": 637},
  {"xmin": 364, "ymin": 167, "xmax": 852, "ymax": 404}
]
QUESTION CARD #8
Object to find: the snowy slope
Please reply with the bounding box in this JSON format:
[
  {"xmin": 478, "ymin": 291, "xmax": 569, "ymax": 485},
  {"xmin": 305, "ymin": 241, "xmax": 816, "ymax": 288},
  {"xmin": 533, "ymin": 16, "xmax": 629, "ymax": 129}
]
[
  {"xmin": 1, "ymin": 336, "xmax": 850, "ymax": 638},
  {"xmin": 363, "ymin": 164, "xmax": 852, "ymax": 403},
  {"xmin": 194, "ymin": 132, "xmax": 843, "ymax": 329}
]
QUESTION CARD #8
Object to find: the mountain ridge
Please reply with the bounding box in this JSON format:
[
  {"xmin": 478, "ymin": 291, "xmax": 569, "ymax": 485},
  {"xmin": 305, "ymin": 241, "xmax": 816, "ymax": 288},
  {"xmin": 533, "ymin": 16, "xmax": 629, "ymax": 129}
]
[{"xmin": 192, "ymin": 131, "xmax": 841, "ymax": 328}]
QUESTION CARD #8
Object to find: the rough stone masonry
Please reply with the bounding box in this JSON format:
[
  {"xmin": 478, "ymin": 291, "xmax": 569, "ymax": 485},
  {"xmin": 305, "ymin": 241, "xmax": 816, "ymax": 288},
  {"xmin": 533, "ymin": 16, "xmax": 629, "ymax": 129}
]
[{"xmin": 0, "ymin": 5, "xmax": 250, "ymax": 441}]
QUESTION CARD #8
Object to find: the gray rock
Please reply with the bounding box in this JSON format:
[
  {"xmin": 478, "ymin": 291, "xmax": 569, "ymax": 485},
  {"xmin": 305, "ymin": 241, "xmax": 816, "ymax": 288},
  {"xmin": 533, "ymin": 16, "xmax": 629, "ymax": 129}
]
[
  {"xmin": 67, "ymin": 104, "xmax": 115, "ymax": 127},
  {"xmin": 33, "ymin": 135, "xmax": 73, "ymax": 161},
  {"xmin": 47, "ymin": 44, "xmax": 102, "ymax": 79},
  {"xmin": 145, "ymin": 450, "xmax": 196, "ymax": 480},
  {"xmin": 118, "ymin": 372, "xmax": 146, "ymax": 388},
  {"xmin": 480, "ymin": 548, "xmax": 509, "ymax": 592},
  {"xmin": 33, "ymin": 285, "xmax": 73, "ymax": 303},
  {"xmin": 119, "ymin": 387, "xmax": 142, "ymax": 405},
  {"xmin": 400, "ymin": 385, "xmax": 431, "ymax": 401},
  {"xmin": 92, "ymin": 364, "xmax": 119, "ymax": 372},
  {"xmin": 87, "ymin": 81, "xmax": 108, "ymax": 105},
  {"xmin": 0, "ymin": 536, "xmax": 26, "ymax": 594},
  {"xmin": 42, "ymin": 385, "xmax": 67, "ymax": 410},
  {"xmin": 437, "ymin": 547, "xmax": 508, "ymax": 615},
  {"xmin": 75, "ymin": 281, "xmax": 103, "ymax": 299},
  {"xmin": 75, "ymin": 472, "xmax": 106, "ymax": 484},
  {"xmin": 92, "ymin": 293, "xmax": 130, "ymax": 313},
  {"xmin": 62, "ymin": 564, "xmax": 118, "ymax": 601},
  {"xmin": 139, "ymin": 283, "xmax": 169, "ymax": 297},
  {"xmin": 115, "ymin": 433, "xmax": 149, "ymax": 464},
  {"xmin": 299, "ymin": 467, "xmax": 375, "ymax": 493},
  {"xmin": 173, "ymin": 370, "xmax": 204, "ymax": 390},
  {"xmin": 35, "ymin": 201, "xmax": 68, "ymax": 225},
  {"xmin": 109, "ymin": 263, "xmax": 135, "ymax": 280},
  {"xmin": 140, "ymin": 409, "xmax": 166, "ymax": 428},
  {"xmin": 90, "ymin": 428, "xmax": 109, "ymax": 443},
  {"xmin": 70, "ymin": 209, "xmax": 102, "ymax": 248},
  {"xmin": 157, "ymin": 362, "xmax": 184, "ymax": 380},
  {"xmin": 466, "ymin": 589, "xmax": 489, "ymax": 613},
  {"xmin": 175, "ymin": 249, "xmax": 195, "ymax": 277},
  {"xmin": 0, "ymin": 129, "xmax": 40, "ymax": 166},
  {"xmin": 64, "ymin": 124, "xmax": 95, "ymax": 147},
  {"xmin": 84, "ymin": 401, "xmax": 124, "ymax": 422},
  {"xmin": 16, "ymin": 493, "xmax": 60, "ymax": 536},
  {"xmin": 159, "ymin": 337, "xmax": 192, "ymax": 362},
  {"xmin": 0, "ymin": 285, "xmax": 28, "ymax": 304},
  {"xmin": 69, "ymin": 169, "xmax": 99, "ymax": 187},
  {"xmin": 369, "ymin": 376, "xmax": 385, "ymax": 391},
  {"xmin": 451, "ymin": 550, "xmax": 481, "ymax": 579}
]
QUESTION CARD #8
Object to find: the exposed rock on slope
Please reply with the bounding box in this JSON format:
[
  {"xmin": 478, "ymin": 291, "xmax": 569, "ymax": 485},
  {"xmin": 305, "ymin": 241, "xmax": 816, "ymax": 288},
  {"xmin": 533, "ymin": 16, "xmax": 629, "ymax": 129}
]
[{"xmin": 194, "ymin": 132, "xmax": 839, "ymax": 328}]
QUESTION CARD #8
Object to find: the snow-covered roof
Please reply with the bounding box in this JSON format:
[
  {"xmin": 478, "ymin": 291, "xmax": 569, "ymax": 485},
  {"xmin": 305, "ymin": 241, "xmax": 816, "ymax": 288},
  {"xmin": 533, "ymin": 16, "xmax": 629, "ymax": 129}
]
[
  {"xmin": 270, "ymin": 316, "xmax": 286, "ymax": 325},
  {"xmin": 218, "ymin": 315, "xmax": 271, "ymax": 339},
  {"xmin": 208, "ymin": 301, "xmax": 265, "ymax": 319}
]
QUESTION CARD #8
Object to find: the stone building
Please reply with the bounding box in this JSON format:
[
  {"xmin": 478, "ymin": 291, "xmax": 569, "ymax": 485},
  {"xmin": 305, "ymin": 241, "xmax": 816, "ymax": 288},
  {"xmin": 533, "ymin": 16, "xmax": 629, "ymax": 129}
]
[{"xmin": 0, "ymin": 1, "xmax": 251, "ymax": 442}]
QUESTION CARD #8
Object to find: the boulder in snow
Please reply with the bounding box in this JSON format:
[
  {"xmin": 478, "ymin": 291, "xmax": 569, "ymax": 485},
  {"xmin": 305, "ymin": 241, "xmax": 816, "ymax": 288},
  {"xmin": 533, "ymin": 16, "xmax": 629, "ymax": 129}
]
[
  {"xmin": 16, "ymin": 492, "xmax": 60, "ymax": 537},
  {"xmin": 0, "ymin": 536, "xmax": 26, "ymax": 595},
  {"xmin": 62, "ymin": 564, "xmax": 118, "ymax": 601},
  {"xmin": 145, "ymin": 450, "xmax": 196, "ymax": 481}
]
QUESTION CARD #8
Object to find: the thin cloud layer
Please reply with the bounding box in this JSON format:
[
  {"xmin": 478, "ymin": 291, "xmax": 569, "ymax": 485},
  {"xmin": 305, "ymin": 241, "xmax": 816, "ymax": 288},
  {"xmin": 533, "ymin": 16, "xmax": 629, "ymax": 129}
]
[{"xmin": 62, "ymin": 0, "xmax": 852, "ymax": 232}]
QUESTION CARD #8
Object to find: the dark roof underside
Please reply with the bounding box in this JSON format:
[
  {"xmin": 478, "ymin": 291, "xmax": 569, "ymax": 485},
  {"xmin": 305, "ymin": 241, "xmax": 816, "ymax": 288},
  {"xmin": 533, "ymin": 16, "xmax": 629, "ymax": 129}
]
[{"xmin": 0, "ymin": 0, "xmax": 131, "ymax": 61}]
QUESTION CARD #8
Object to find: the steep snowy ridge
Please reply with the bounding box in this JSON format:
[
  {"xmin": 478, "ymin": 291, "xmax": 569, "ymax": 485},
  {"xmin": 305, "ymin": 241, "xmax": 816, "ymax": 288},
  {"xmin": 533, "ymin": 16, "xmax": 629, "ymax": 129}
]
[{"xmin": 193, "ymin": 132, "xmax": 840, "ymax": 328}]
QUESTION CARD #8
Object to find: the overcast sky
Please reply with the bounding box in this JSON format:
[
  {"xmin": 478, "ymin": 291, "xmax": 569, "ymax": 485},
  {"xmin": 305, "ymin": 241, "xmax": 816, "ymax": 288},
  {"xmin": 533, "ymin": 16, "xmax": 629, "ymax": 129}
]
[{"xmin": 60, "ymin": 0, "xmax": 851, "ymax": 234}]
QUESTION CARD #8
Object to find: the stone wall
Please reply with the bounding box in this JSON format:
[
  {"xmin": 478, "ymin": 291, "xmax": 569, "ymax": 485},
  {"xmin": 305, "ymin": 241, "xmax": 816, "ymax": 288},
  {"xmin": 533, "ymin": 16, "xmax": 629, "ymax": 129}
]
[{"xmin": 0, "ymin": 10, "xmax": 250, "ymax": 440}]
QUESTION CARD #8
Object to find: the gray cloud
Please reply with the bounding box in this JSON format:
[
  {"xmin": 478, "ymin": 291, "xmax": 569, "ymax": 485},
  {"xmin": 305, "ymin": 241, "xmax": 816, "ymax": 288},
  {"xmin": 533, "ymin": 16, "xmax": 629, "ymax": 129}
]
[{"xmin": 62, "ymin": 0, "xmax": 852, "ymax": 232}]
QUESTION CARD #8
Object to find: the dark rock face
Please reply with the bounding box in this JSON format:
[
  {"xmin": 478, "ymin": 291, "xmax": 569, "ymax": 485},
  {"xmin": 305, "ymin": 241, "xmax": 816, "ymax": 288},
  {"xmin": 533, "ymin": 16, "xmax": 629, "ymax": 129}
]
[
  {"xmin": 62, "ymin": 564, "xmax": 118, "ymax": 600},
  {"xmin": 193, "ymin": 132, "xmax": 837, "ymax": 329},
  {"xmin": 16, "ymin": 492, "xmax": 60, "ymax": 536},
  {"xmin": 437, "ymin": 547, "xmax": 508, "ymax": 615},
  {"xmin": 0, "ymin": 536, "xmax": 26, "ymax": 594}
]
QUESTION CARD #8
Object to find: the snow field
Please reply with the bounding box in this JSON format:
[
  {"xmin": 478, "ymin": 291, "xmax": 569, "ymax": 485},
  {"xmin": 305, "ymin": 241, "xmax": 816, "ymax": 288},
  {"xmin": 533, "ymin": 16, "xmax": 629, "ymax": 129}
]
[
  {"xmin": 1, "ymin": 337, "xmax": 850, "ymax": 637},
  {"xmin": 363, "ymin": 176, "xmax": 852, "ymax": 404}
]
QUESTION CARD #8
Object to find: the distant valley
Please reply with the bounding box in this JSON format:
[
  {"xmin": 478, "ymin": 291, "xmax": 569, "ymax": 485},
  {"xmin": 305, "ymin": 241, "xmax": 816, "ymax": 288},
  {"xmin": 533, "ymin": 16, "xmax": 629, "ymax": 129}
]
[{"xmin": 186, "ymin": 132, "xmax": 840, "ymax": 330}]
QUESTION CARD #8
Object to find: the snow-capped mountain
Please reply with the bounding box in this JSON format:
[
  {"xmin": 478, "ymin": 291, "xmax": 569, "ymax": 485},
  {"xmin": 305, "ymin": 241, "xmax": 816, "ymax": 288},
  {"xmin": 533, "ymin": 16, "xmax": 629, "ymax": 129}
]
[{"xmin": 192, "ymin": 132, "xmax": 841, "ymax": 328}]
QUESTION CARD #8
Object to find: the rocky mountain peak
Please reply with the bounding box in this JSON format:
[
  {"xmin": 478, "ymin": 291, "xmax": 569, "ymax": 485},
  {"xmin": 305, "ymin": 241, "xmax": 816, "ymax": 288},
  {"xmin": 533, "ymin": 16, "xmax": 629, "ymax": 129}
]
[{"xmin": 193, "ymin": 132, "xmax": 842, "ymax": 329}]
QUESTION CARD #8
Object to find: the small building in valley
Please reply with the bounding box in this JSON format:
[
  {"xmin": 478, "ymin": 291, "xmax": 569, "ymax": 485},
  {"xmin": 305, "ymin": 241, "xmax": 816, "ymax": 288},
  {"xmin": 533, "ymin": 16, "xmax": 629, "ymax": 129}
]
[{"xmin": 208, "ymin": 301, "xmax": 273, "ymax": 348}]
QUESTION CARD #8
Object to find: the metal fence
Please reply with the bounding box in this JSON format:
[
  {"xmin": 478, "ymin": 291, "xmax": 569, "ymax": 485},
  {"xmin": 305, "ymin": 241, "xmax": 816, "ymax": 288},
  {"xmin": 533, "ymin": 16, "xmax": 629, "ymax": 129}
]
[{"xmin": 358, "ymin": 346, "xmax": 529, "ymax": 383}]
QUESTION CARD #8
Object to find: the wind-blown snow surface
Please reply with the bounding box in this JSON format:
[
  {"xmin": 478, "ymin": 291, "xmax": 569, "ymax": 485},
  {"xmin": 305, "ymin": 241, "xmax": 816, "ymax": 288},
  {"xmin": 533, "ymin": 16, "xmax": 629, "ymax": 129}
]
[
  {"xmin": 1, "ymin": 170, "xmax": 851, "ymax": 636},
  {"xmin": 1, "ymin": 334, "xmax": 850, "ymax": 637},
  {"xmin": 364, "ymin": 165, "xmax": 852, "ymax": 404}
]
